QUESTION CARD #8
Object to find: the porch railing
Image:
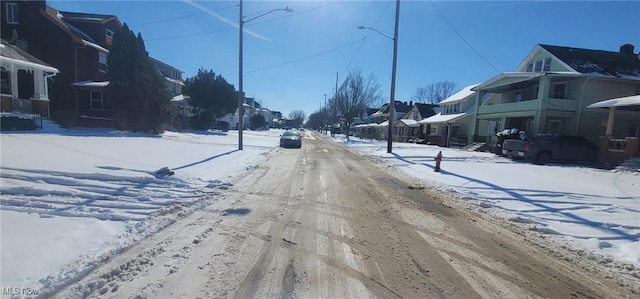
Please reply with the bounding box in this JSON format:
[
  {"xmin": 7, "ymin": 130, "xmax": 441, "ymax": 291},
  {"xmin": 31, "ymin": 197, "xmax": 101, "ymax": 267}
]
[
  {"xmin": 598, "ymin": 137, "xmax": 639, "ymax": 169},
  {"xmin": 10, "ymin": 97, "xmax": 42, "ymax": 128}
]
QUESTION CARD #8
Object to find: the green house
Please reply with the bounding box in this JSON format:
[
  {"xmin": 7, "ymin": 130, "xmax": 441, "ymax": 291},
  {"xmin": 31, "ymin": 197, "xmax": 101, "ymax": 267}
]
[{"xmin": 469, "ymin": 44, "xmax": 640, "ymax": 148}]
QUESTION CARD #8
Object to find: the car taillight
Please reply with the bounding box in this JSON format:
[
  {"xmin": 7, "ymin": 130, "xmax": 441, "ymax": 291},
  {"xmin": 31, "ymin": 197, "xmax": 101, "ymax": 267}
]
[{"xmin": 525, "ymin": 143, "xmax": 529, "ymax": 151}]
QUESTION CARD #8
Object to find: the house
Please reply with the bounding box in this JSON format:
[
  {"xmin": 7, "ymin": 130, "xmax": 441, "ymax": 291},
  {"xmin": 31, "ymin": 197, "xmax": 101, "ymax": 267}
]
[
  {"xmin": 1, "ymin": 1, "xmax": 185, "ymax": 128},
  {"xmin": 357, "ymin": 101, "xmax": 412, "ymax": 140},
  {"xmin": 586, "ymin": 94, "xmax": 640, "ymax": 167},
  {"xmin": 394, "ymin": 102, "xmax": 438, "ymax": 142},
  {"xmin": 418, "ymin": 84, "xmax": 480, "ymax": 147},
  {"xmin": 1, "ymin": 1, "xmax": 118, "ymax": 126},
  {"xmin": 0, "ymin": 38, "xmax": 58, "ymax": 121},
  {"xmin": 470, "ymin": 43, "xmax": 640, "ymax": 152}
]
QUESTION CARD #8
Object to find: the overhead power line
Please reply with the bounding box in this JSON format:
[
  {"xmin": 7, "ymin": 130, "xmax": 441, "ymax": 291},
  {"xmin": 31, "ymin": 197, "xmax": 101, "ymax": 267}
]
[{"xmin": 224, "ymin": 38, "xmax": 366, "ymax": 76}]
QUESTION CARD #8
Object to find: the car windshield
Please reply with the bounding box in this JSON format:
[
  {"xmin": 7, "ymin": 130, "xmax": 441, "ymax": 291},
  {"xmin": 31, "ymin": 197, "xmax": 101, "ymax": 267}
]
[{"xmin": 3, "ymin": 1, "xmax": 639, "ymax": 298}]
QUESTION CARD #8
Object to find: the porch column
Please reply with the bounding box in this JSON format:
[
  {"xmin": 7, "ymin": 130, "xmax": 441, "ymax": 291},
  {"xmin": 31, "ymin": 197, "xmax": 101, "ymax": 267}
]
[
  {"xmin": 469, "ymin": 90, "xmax": 483, "ymax": 143},
  {"xmin": 10, "ymin": 65, "xmax": 18, "ymax": 98},
  {"xmin": 533, "ymin": 76, "xmax": 551, "ymax": 135},
  {"xmin": 32, "ymin": 69, "xmax": 46, "ymax": 100},
  {"xmin": 605, "ymin": 107, "xmax": 616, "ymax": 136}
]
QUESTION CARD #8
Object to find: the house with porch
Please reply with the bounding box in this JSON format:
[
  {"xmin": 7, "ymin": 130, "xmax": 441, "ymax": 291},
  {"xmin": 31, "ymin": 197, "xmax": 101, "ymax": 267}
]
[
  {"xmin": 0, "ymin": 38, "xmax": 58, "ymax": 125},
  {"xmin": 419, "ymin": 84, "xmax": 479, "ymax": 147},
  {"xmin": 393, "ymin": 102, "xmax": 438, "ymax": 142},
  {"xmin": 587, "ymin": 94, "xmax": 640, "ymax": 168},
  {"xmin": 469, "ymin": 43, "xmax": 640, "ymax": 154},
  {"xmin": 1, "ymin": 1, "xmax": 185, "ymax": 128},
  {"xmin": 355, "ymin": 101, "xmax": 412, "ymax": 140}
]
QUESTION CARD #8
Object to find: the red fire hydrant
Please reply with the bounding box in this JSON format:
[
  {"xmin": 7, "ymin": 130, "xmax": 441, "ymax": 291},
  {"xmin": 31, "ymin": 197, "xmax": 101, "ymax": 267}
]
[{"xmin": 434, "ymin": 151, "xmax": 442, "ymax": 172}]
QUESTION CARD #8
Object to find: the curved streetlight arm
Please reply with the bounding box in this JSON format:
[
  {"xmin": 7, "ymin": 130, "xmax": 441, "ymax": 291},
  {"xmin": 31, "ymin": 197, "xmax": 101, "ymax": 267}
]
[
  {"xmin": 238, "ymin": 2, "xmax": 293, "ymax": 151},
  {"xmin": 357, "ymin": 25, "xmax": 394, "ymax": 40},
  {"xmin": 244, "ymin": 7, "xmax": 294, "ymax": 24}
]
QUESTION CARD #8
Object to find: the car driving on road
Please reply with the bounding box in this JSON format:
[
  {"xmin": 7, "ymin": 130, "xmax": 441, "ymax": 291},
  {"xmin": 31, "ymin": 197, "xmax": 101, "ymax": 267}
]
[{"xmin": 280, "ymin": 130, "xmax": 302, "ymax": 148}]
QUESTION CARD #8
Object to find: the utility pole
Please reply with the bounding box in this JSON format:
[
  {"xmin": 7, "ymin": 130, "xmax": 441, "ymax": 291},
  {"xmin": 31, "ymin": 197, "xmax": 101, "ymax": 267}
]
[
  {"xmin": 387, "ymin": 0, "xmax": 400, "ymax": 153},
  {"xmin": 333, "ymin": 72, "xmax": 338, "ymax": 137},
  {"xmin": 238, "ymin": 0, "xmax": 244, "ymax": 150},
  {"xmin": 324, "ymin": 93, "xmax": 327, "ymax": 134}
]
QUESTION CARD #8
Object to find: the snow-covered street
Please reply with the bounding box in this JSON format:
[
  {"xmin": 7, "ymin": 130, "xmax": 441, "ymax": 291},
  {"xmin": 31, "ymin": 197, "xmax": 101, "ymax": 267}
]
[{"xmin": 1, "ymin": 121, "xmax": 639, "ymax": 296}]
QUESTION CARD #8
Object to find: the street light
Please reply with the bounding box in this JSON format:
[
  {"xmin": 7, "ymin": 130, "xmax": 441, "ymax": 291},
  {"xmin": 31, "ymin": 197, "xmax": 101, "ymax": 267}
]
[
  {"xmin": 238, "ymin": 1, "xmax": 293, "ymax": 150},
  {"xmin": 358, "ymin": 0, "xmax": 400, "ymax": 154}
]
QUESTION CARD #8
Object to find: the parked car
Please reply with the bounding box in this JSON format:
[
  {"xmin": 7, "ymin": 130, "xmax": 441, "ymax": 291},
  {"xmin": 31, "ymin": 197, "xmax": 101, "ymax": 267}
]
[
  {"xmin": 502, "ymin": 134, "xmax": 598, "ymax": 165},
  {"xmin": 280, "ymin": 130, "xmax": 302, "ymax": 148},
  {"xmin": 211, "ymin": 121, "xmax": 230, "ymax": 132}
]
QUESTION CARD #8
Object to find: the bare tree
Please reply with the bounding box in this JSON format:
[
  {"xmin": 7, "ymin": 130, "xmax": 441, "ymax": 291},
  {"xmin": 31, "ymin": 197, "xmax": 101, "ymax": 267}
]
[
  {"xmin": 335, "ymin": 69, "xmax": 382, "ymax": 138},
  {"xmin": 288, "ymin": 110, "xmax": 306, "ymax": 128},
  {"xmin": 413, "ymin": 80, "xmax": 457, "ymax": 104}
]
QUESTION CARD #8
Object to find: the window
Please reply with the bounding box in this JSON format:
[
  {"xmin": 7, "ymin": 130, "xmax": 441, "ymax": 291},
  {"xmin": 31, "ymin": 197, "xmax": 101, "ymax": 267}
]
[
  {"xmin": 99, "ymin": 52, "xmax": 107, "ymax": 72},
  {"xmin": 5, "ymin": 3, "xmax": 18, "ymax": 24},
  {"xmin": 543, "ymin": 57, "xmax": 552, "ymax": 71},
  {"xmin": 429, "ymin": 125, "xmax": 437, "ymax": 135},
  {"xmin": 548, "ymin": 120, "xmax": 561, "ymax": 134},
  {"xmin": 451, "ymin": 125, "xmax": 461, "ymax": 136},
  {"xmin": 527, "ymin": 57, "xmax": 552, "ymax": 72},
  {"xmin": 553, "ymin": 83, "xmax": 566, "ymax": 99},
  {"xmin": 1, "ymin": 67, "xmax": 10, "ymax": 94},
  {"xmin": 534, "ymin": 60, "xmax": 543, "ymax": 72},
  {"xmin": 106, "ymin": 29, "xmax": 114, "ymax": 39},
  {"xmin": 91, "ymin": 91, "xmax": 103, "ymax": 109},
  {"xmin": 515, "ymin": 91, "xmax": 522, "ymax": 102}
]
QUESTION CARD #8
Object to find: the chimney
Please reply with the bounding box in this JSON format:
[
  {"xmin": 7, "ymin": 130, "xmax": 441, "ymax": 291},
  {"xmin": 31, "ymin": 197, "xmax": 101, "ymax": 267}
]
[
  {"xmin": 620, "ymin": 44, "xmax": 634, "ymax": 54},
  {"xmin": 409, "ymin": 101, "xmax": 413, "ymax": 106}
]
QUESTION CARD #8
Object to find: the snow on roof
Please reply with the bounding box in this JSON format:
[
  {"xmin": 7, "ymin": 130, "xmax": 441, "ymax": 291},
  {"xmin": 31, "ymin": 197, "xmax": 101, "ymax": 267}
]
[
  {"xmin": 395, "ymin": 119, "xmax": 419, "ymax": 127},
  {"xmin": 73, "ymin": 81, "xmax": 109, "ymax": 87},
  {"xmin": 81, "ymin": 40, "xmax": 108, "ymax": 53},
  {"xmin": 439, "ymin": 83, "xmax": 480, "ymax": 104},
  {"xmin": 165, "ymin": 77, "xmax": 184, "ymax": 85},
  {"xmin": 171, "ymin": 94, "xmax": 189, "ymax": 102},
  {"xmin": 587, "ymin": 95, "xmax": 640, "ymax": 108},
  {"xmin": 1, "ymin": 39, "xmax": 59, "ymax": 73},
  {"xmin": 419, "ymin": 105, "xmax": 475, "ymax": 124}
]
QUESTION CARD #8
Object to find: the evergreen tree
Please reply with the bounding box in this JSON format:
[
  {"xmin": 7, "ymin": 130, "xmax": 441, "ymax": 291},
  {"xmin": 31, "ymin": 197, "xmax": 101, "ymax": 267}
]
[
  {"xmin": 250, "ymin": 114, "xmax": 266, "ymax": 130},
  {"xmin": 108, "ymin": 23, "xmax": 171, "ymax": 133},
  {"xmin": 183, "ymin": 68, "xmax": 237, "ymax": 130}
]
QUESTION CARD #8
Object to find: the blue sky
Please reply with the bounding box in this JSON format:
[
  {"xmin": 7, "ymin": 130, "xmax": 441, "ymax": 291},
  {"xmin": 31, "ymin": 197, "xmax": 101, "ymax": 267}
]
[{"xmin": 48, "ymin": 0, "xmax": 640, "ymax": 118}]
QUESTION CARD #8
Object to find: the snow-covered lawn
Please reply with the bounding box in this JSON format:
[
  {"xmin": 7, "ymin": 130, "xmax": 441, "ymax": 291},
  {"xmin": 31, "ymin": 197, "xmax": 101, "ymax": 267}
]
[{"xmin": 1, "ymin": 122, "xmax": 638, "ymax": 291}]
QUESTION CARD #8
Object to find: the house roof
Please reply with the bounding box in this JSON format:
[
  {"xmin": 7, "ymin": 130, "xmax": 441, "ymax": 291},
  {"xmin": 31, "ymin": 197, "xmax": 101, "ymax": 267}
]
[
  {"xmin": 439, "ymin": 83, "xmax": 480, "ymax": 104},
  {"xmin": 414, "ymin": 103, "xmax": 438, "ymax": 117},
  {"xmin": 376, "ymin": 101, "xmax": 413, "ymax": 115},
  {"xmin": 58, "ymin": 11, "xmax": 121, "ymax": 26},
  {"xmin": 418, "ymin": 112, "xmax": 468, "ymax": 124},
  {"xmin": 587, "ymin": 95, "xmax": 640, "ymax": 111},
  {"xmin": 539, "ymin": 44, "xmax": 640, "ymax": 78},
  {"xmin": 0, "ymin": 39, "xmax": 59, "ymax": 73},
  {"xmin": 150, "ymin": 57, "xmax": 184, "ymax": 75},
  {"xmin": 43, "ymin": 6, "xmax": 108, "ymax": 52},
  {"xmin": 395, "ymin": 119, "xmax": 419, "ymax": 128},
  {"xmin": 418, "ymin": 105, "xmax": 475, "ymax": 124}
]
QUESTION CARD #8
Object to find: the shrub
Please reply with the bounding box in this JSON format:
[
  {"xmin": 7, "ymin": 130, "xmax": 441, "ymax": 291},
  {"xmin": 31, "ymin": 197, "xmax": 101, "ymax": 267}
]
[{"xmin": 0, "ymin": 115, "xmax": 37, "ymax": 131}]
